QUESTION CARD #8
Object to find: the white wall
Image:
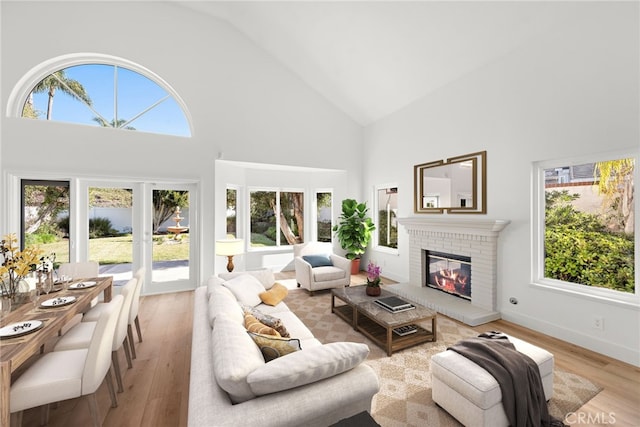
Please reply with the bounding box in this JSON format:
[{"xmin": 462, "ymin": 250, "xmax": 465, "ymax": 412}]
[
  {"xmin": 0, "ymin": 2, "xmax": 363, "ymax": 282},
  {"xmin": 364, "ymin": 2, "xmax": 639, "ymax": 365}
]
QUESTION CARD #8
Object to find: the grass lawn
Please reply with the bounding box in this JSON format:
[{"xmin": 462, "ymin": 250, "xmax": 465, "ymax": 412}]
[{"xmin": 39, "ymin": 234, "xmax": 189, "ymax": 265}]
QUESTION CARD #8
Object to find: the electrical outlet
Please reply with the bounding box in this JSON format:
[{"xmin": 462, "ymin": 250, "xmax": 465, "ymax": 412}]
[{"xmin": 593, "ymin": 316, "xmax": 604, "ymax": 331}]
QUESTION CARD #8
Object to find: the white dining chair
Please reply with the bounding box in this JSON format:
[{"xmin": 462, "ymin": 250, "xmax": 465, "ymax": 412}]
[
  {"xmin": 128, "ymin": 268, "xmax": 145, "ymax": 359},
  {"xmin": 54, "ymin": 277, "xmax": 138, "ymax": 393},
  {"xmin": 10, "ymin": 294, "xmax": 124, "ymax": 427},
  {"xmin": 57, "ymin": 261, "xmax": 99, "ymax": 279}
]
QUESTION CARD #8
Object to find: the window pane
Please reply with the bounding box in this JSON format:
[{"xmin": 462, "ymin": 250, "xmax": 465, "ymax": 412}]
[
  {"xmin": 88, "ymin": 187, "xmax": 133, "ymax": 286},
  {"xmin": 250, "ymin": 191, "xmax": 276, "ymax": 247},
  {"xmin": 317, "ymin": 192, "xmax": 332, "ymax": 243},
  {"xmin": 151, "ymin": 189, "xmax": 190, "ymax": 283},
  {"xmin": 279, "ymin": 192, "xmax": 303, "ymax": 246},
  {"xmin": 543, "ymin": 158, "xmax": 635, "ymax": 293},
  {"xmin": 377, "ymin": 187, "xmax": 398, "ymax": 249},
  {"xmin": 226, "ymin": 188, "xmax": 237, "ymax": 238},
  {"xmin": 21, "ymin": 180, "xmax": 70, "ymax": 264}
]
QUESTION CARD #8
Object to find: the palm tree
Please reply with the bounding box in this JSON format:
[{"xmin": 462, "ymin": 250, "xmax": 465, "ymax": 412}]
[
  {"xmin": 30, "ymin": 70, "xmax": 92, "ymax": 120},
  {"xmin": 92, "ymin": 117, "xmax": 136, "ymax": 130}
]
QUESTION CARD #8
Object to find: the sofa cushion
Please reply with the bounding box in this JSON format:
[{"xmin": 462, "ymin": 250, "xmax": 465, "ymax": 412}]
[
  {"xmin": 208, "ymin": 285, "xmax": 244, "ymax": 327},
  {"xmin": 313, "ymin": 266, "xmax": 347, "ymax": 282},
  {"xmin": 247, "ymin": 332, "xmax": 302, "ymax": 362},
  {"xmin": 302, "ymin": 254, "xmax": 333, "ymax": 267},
  {"xmin": 222, "ymin": 274, "xmax": 265, "ymax": 307},
  {"xmin": 244, "ymin": 313, "xmax": 280, "ymax": 336},
  {"xmin": 212, "ymin": 315, "xmax": 265, "ymax": 404},
  {"xmin": 246, "ymin": 342, "xmax": 370, "ymax": 396},
  {"xmin": 243, "ymin": 305, "xmax": 290, "ymax": 338},
  {"xmin": 259, "ymin": 282, "xmax": 288, "ymax": 306},
  {"xmin": 219, "ymin": 268, "xmax": 276, "ymax": 290}
]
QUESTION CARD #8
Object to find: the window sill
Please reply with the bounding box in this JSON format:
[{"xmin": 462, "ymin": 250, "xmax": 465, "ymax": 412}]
[{"xmin": 531, "ymin": 279, "xmax": 640, "ymax": 310}]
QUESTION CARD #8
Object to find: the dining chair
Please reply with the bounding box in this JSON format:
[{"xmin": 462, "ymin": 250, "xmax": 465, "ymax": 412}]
[
  {"xmin": 128, "ymin": 267, "xmax": 145, "ymax": 359},
  {"xmin": 58, "ymin": 261, "xmax": 100, "ymax": 279},
  {"xmin": 54, "ymin": 277, "xmax": 138, "ymax": 393},
  {"xmin": 10, "ymin": 294, "xmax": 124, "ymax": 427},
  {"xmin": 57, "ymin": 261, "xmax": 101, "ymax": 332}
]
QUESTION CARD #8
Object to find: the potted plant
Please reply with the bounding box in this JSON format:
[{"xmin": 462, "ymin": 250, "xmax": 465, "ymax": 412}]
[
  {"xmin": 365, "ymin": 261, "xmax": 382, "ymax": 296},
  {"xmin": 333, "ymin": 198, "xmax": 376, "ymax": 274}
]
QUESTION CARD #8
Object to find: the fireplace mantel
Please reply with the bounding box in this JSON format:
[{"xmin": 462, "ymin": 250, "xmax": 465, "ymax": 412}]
[{"xmin": 397, "ymin": 217, "xmax": 510, "ymax": 236}]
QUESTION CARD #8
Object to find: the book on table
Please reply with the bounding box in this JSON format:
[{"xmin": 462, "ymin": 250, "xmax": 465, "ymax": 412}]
[{"xmin": 374, "ymin": 296, "xmax": 415, "ymax": 313}]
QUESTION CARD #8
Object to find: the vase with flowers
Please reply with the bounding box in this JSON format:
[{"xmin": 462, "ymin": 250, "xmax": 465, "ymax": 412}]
[
  {"xmin": 366, "ymin": 261, "xmax": 382, "ymax": 296},
  {"xmin": 0, "ymin": 233, "xmax": 43, "ymax": 305}
]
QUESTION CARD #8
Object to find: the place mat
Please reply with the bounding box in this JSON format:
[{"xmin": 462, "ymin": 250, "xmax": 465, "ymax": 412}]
[
  {"xmin": 0, "ymin": 320, "xmax": 44, "ymax": 339},
  {"xmin": 69, "ymin": 281, "xmax": 97, "ymax": 290},
  {"xmin": 40, "ymin": 296, "xmax": 77, "ymax": 308}
]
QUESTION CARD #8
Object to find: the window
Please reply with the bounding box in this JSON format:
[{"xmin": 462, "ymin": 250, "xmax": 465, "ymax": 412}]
[
  {"xmin": 20, "ymin": 62, "xmax": 190, "ymax": 137},
  {"xmin": 533, "ymin": 153, "xmax": 636, "ymax": 301},
  {"xmin": 375, "ymin": 186, "xmax": 398, "ymax": 251},
  {"xmin": 21, "ymin": 180, "xmax": 70, "ymax": 263},
  {"xmin": 226, "ymin": 187, "xmax": 238, "ymax": 238},
  {"xmin": 316, "ymin": 191, "xmax": 332, "ymax": 242},
  {"xmin": 249, "ymin": 189, "xmax": 303, "ymax": 247}
]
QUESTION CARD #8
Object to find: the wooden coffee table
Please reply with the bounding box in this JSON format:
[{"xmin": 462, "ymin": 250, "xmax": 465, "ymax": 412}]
[{"xmin": 331, "ymin": 286, "xmax": 437, "ymax": 356}]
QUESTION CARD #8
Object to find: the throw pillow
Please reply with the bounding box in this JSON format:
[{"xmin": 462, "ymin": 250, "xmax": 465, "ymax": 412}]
[
  {"xmin": 247, "ymin": 331, "xmax": 301, "ymax": 362},
  {"xmin": 219, "ymin": 268, "xmax": 277, "ymax": 290},
  {"xmin": 259, "ymin": 282, "xmax": 288, "ymax": 306},
  {"xmin": 302, "ymin": 254, "xmax": 333, "ymax": 268},
  {"xmin": 244, "ymin": 313, "xmax": 281, "ymax": 337},
  {"xmin": 243, "ymin": 305, "xmax": 290, "ymax": 338},
  {"xmin": 222, "ymin": 274, "xmax": 265, "ymax": 307},
  {"xmin": 246, "ymin": 342, "xmax": 370, "ymax": 396}
]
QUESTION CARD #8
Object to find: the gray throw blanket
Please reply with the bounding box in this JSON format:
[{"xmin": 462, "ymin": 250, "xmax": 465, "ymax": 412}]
[{"xmin": 448, "ymin": 332, "xmax": 565, "ymax": 427}]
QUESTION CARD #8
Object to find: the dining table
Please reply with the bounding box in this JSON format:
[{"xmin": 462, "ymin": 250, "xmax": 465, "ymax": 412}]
[{"xmin": 0, "ymin": 275, "xmax": 113, "ymax": 426}]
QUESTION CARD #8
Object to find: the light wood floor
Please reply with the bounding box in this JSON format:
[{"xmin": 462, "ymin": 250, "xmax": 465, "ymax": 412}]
[{"xmin": 18, "ymin": 273, "xmax": 640, "ymax": 426}]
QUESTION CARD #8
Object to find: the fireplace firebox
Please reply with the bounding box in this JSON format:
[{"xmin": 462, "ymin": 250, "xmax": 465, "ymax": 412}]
[{"xmin": 425, "ymin": 250, "xmax": 471, "ymax": 300}]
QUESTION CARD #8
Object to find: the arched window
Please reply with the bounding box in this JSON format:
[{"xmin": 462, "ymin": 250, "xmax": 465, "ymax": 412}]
[{"xmin": 11, "ymin": 54, "xmax": 191, "ymax": 137}]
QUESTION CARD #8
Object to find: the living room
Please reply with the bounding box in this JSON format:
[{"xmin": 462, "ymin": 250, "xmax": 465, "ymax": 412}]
[{"xmin": 1, "ymin": 0, "xmax": 638, "ymax": 425}]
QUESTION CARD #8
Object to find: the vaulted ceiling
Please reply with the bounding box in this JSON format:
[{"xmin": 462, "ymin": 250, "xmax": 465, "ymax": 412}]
[{"xmin": 179, "ymin": 1, "xmax": 578, "ymax": 126}]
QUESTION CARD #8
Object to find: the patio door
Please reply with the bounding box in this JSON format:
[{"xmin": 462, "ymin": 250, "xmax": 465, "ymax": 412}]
[{"xmin": 148, "ymin": 183, "xmax": 197, "ymax": 293}]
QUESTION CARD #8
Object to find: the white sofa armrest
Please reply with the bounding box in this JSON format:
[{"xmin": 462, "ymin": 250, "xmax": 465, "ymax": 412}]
[{"xmin": 294, "ymin": 256, "xmax": 314, "ymax": 289}]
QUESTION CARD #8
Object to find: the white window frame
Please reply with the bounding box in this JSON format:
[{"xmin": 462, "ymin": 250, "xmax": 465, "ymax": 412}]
[
  {"xmin": 373, "ymin": 183, "xmax": 399, "ymax": 255},
  {"xmin": 314, "ymin": 189, "xmax": 333, "ymax": 243},
  {"xmin": 6, "ymin": 53, "xmax": 193, "ymax": 137},
  {"xmin": 531, "ymin": 150, "xmax": 639, "ymax": 307},
  {"xmin": 247, "ymin": 187, "xmax": 304, "ymax": 251}
]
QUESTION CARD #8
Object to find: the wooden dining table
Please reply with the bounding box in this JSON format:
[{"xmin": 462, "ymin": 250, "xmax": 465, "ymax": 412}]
[{"xmin": 0, "ymin": 275, "xmax": 113, "ymax": 426}]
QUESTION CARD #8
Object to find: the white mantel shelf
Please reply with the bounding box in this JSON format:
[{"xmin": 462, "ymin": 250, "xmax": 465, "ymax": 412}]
[{"xmin": 397, "ymin": 217, "xmax": 510, "ymax": 236}]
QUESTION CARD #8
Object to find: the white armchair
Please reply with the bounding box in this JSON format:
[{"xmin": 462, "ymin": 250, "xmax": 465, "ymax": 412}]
[{"xmin": 294, "ymin": 242, "xmax": 351, "ymax": 295}]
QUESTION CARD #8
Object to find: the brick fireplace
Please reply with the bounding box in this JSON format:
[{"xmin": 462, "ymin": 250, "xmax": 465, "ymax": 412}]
[{"xmin": 393, "ymin": 217, "xmax": 510, "ymax": 326}]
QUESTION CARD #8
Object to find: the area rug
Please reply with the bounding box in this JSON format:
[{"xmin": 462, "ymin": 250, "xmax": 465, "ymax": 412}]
[{"xmin": 284, "ymin": 288, "xmax": 603, "ymax": 426}]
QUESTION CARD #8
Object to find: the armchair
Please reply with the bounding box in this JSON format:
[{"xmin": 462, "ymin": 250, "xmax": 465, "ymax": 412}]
[{"xmin": 294, "ymin": 242, "xmax": 351, "ymax": 295}]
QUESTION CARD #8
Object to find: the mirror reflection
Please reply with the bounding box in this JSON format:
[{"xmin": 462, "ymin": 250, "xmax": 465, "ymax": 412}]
[{"xmin": 414, "ymin": 151, "xmax": 486, "ymax": 214}]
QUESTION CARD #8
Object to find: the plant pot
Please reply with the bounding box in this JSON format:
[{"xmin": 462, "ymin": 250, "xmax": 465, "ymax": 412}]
[
  {"xmin": 351, "ymin": 258, "xmax": 361, "ymax": 275},
  {"xmin": 366, "ymin": 286, "xmax": 381, "ymax": 296}
]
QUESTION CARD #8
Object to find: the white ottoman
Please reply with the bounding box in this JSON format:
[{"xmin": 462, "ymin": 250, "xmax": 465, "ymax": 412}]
[{"xmin": 431, "ymin": 335, "xmax": 554, "ymax": 427}]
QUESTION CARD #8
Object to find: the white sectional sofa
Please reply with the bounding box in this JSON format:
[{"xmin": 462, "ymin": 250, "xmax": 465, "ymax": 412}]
[{"xmin": 188, "ymin": 269, "xmax": 380, "ymax": 427}]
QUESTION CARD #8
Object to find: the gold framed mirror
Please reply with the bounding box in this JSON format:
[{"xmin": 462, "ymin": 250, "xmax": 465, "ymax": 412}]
[{"xmin": 414, "ymin": 151, "xmax": 486, "ymax": 214}]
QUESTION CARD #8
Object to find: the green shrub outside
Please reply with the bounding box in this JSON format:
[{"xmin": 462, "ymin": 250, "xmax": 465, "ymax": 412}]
[{"xmin": 545, "ymin": 190, "xmax": 634, "ymax": 293}]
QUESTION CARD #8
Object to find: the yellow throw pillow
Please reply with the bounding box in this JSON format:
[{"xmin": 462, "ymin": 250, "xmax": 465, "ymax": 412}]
[
  {"xmin": 259, "ymin": 282, "xmax": 288, "ymax": 306},
  {"xmin": 247, "ymin": 331, "xmax": 301, "ymax": 362},
  {"xmin": 244, "ymin": 313, "xmax": 281, "ymax": 337}
]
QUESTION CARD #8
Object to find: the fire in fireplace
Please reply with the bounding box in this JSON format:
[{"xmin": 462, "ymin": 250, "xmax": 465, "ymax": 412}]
[{"xmin": 425, "ymin": 250, "xmax": 471, "ymax": 300}]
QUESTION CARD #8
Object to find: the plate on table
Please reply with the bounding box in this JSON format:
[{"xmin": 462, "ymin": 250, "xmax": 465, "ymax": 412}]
[
  {"xmin": 40, "ymin": 296, "xmax": 77, "ymax": 308},
  {"xmin": 0, "ymin": 320, "xmax": 44, "ymax": 339},
  {"xmin": 69, "ymin": 281, "xmax": 97, "ymax": 290}
]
